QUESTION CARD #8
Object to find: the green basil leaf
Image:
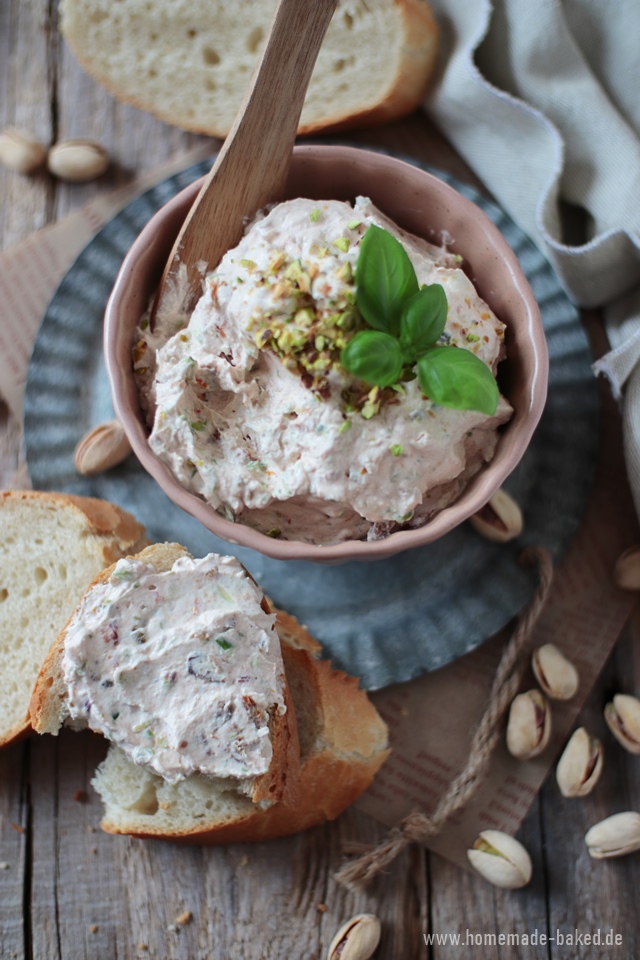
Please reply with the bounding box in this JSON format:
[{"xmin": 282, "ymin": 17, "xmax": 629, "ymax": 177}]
[
  {"xmin": 355, "ymin": 225, "xmax": 419, "ymax": 335},
  {"xmin": 341, "ymin": 331, "xmax": 403, "ymax": 387},
  {"xmin": 417, "ymin": 347, "xmax": 499, "ymax": 415},
  {"xmin": 399, "ymin": 284, "xmax": 448, "ymax": 361}
]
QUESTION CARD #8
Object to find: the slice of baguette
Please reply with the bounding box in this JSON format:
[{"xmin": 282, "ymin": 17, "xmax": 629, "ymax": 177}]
[
  {"xmin": 90, "ymin": 608, "xmax": 389, "ymax": 842},
  {"xmin": 30, "ymin": 542, "xmax": 301, "ymax": 808},
  {"xmin": 60, "ymin": 0, "xmax": 438, "ymax": 137},
  {"xmin": 0, "ymin": 491, "xmax": 147, "ymax": 750}
]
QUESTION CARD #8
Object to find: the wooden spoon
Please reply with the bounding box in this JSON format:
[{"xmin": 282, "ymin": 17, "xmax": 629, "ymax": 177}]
[{"xmin": 151, "ymin": 0, "xmax": 340, "ymax": 326}]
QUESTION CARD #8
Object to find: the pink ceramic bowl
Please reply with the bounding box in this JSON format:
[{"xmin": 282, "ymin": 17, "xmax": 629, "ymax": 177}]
[{"xmin": 105, "ymin": 145, "xmax": 548, "ymax": 563}]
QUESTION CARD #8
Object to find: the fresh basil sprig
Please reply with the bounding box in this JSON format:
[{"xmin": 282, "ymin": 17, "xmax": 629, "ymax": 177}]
[
  {"xmin": 342, "ymin": 224, "xmax": 499, "ymax": 416},
  {"xmin": 341, "ymin": 331, "xmax": 403, "ymax": 388},
  {"xmin": 355, "ymin": 224, "xmax": 419, "ymax": 335}
]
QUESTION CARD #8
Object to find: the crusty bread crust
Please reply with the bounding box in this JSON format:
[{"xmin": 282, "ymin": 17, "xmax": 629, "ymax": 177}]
[
  {"xmin": 30, "ymin": 542, "xmax": 300, "ymax": 808},
  {"xmin": 60, "ymin": 0, "xmax": 438, "ymax": 137},
  {"xmin": 298, "ymin": 0, "xmax": 439, "ymax": 136},
  {"xmin": 98, "ymin": 608, "xmax": 389, "ymax": 842},
  {"xmin": 0, "ymin": 491, "xmax": 147, "ymax": 749}
]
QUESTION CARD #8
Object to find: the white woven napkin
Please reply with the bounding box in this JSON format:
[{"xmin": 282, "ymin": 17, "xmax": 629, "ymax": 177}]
[{"xmin": 423, "ymin": 0, "xmax": 640, "ymax": 518}]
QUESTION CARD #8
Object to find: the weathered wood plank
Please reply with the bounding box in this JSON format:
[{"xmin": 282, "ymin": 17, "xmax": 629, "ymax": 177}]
[
  {"xmin": 28, "ymin": 729, "xmax": 427, "ymax": 959},
  {"xmin": 544, "ymin": 613, "xmax": 640, "ymax": 959},
  {"xmin": 0, "ymin": 0, "xmax": 54, "ymax": 250},
  {"xmin": 29, "ymin": 733, "xmax": 62, "ymax": 960},
  {"xmin": 0, "ymin": 741, "xmax": 28, "ymax": 960},
  {"xmin": 348, "ymin": 112, "xmax": 488, "ymax": 193},
  {"xmin": 427, "ymin": 801, "xmax": 549, "ymax": 959}
]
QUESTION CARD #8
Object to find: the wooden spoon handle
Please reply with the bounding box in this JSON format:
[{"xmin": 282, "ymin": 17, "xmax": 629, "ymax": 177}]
[{"xmin": 154, "ymin": 0, "xmax": 339, "ymax": 320}]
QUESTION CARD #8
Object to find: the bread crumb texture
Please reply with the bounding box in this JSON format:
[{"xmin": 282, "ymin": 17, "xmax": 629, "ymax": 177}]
[
  {"xmin": 60, "ymin": 0, "xmax": 438, "ymax": 135},
  {"xmin": 0, "ymin": 491, "xmax": 145, "ymax": 748}
]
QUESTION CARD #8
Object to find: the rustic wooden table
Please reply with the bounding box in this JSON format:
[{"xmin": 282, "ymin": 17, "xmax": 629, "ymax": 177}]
[{"xmin": 2, "ymin": 3, "xmax": 640, "ymax": 958}]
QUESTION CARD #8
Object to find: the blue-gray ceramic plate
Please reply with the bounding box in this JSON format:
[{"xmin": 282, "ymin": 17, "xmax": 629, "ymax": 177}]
[{"xmin": 24, "ymin": 155, "xmax": 598, "ymax": 690}]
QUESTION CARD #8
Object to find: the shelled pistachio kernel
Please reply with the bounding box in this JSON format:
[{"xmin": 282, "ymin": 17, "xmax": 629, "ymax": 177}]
[
  {"xmin": 467, "ymin": 830, "xmax": 532, "ymax": 889},
  {"xmin": 468, "ymin": 488, "xmax": 523, "ymax": 543},
  {"xmin": 327, "ymin": 914, "xmax": 381, "ymax": 960},
  {"xmin": 47, "ymin": 140, "xmax": 109, "ymax": 182},
  {"xmin": 0, "ymin": 127, "xmax": 46, "ymax": 174},
  {"xmin": 604, "ymin": 694, "xmax": 640, "ymax": 754},
  {"xmin": 613, "ymin": 546, "xmax": 640, "ymax": 590},
  {"xmin": 585, "ymin": 812, "xmax": 640, "ymax": 859},
  {"xmin": 506, "ymin": 689, "xmax": 552, "ymax": 760},
  {"xmin": 531, "ymin": 644, "xmax": 579, "ymax": 700},
  {"xmin": 556, "ymin": 727, "xmax": 603, "ymax": 798}
]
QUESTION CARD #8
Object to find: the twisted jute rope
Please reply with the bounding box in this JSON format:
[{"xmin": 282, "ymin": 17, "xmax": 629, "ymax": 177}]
[{"xmin": 335, "ymin": 545, "xmax": 554, "ymax": 891}]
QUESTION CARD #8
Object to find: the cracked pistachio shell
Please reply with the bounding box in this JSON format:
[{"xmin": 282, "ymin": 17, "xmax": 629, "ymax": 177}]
[
  {"xmin": 74, "ymin": 419, "xmax": 132, "ymax": 476},
  {"xmin": 532, "ymin": 644, "xmax": 579, "ymax": 701},
  {"xmin": 613, "ymin": 546, "xmax": 640, "ymax": 591},
  {"xmin": 556, "ymin": 727, "xmax": 603, "ymax": 798},
  {"xmin": 469, "ymin": 488, "xmax": 524, "ymax": 543},
  {"xmin": 47, "ymin": 139, "xmax": 109, "ymax": 182},
  {"xmin": 585, "ymin": 812, "xmax": 640, "ymax": 859},
  {"xmin": 467, "ymin": 830, "xmax": 532, "ymax": 889},
  {"xmin": 0, "ymin": 127, "xmax": 47, "ymax": 173},
  {"xmin": 605, "ymin": 694, "xmax": 640, "ymax": 755},
  {"xmin": 327, "ymin": 914, "xmax": 381, "ymax": 960},
  {"xmin": 506, "ymin": 689, "xmax": 552, "ymax": 760}
]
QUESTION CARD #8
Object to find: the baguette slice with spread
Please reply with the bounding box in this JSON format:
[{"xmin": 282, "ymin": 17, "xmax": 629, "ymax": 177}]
[
  {"xmin": 90, "ymin": 608, "xmax": 389, "ymax": 842},
  {"xmin": 60, "ymin": 0, "xmax": 438, "ymax": 137},
  {"xmin": 31, "ymin": 543, "xmax": 301, "ymax": 809},
  {"xmin": 0, "ymin": 491, "xmax": 148, "ymax": 750},
  {"xmin": 30, "ymin": 543, "xmax": 389, "ymax": 841}
]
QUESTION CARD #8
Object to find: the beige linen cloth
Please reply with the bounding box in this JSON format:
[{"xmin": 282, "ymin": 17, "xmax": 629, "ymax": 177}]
[{"xmin": 423, "ymin": 0, "xmax": 640, "ymax": 515}]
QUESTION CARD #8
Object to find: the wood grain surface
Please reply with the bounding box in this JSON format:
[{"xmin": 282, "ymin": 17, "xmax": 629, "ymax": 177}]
[{"xmin": 2, "ymin": 2, "xmax": 640, "ymax": 958}]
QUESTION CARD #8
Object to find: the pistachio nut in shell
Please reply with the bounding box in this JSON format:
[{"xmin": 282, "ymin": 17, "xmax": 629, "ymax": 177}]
[
  {"xmin": 613, "ymin": 545, "xmax": 640, "ymax": 591},
  {"xmin": 469, "ymin": 488, "xmax": 524, "ymax": 543},
  {"xmin": 604, "ymin": 693, "xmax": 640, "ymax": 755},
  {"xmin": 47, "ymin": 140, "xmax": 109, "ymax": 182},
  {"xmin": 467, "ymin": 830, "xmax": 532, "ymax": 889},
  {"xmin": 74, "ymin": 419, "xmax": 132, "ymax": 476},
  {"xmin": 506, "ymin": 689, "xmax": 552, "ymax": 760},
  {"xmin": 556, "ymin": 727, "xmax": 603, "ymax": 798},
  {"xmin": 531, "ymin": 643, "xmax": 579, "ymax": 701},
  {"xmin": 585, "ymin": 812, "xmax": 640, "ymax": 859},
  {"xmin": 327, "ymin": 914, "xmax": 381, "ymax": 960},
  {"xmin": 0, "ymin": 127, "xmax": 47, "ymax": 174}
]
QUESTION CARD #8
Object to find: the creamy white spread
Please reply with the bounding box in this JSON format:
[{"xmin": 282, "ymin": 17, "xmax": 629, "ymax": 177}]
[
  {"xmin": 62, "ymin": 553, "xmax": 285, "ymax": 786},
  {"xmin": 136, "ymin": 197, "xmax": 512, "ymax": 544}
]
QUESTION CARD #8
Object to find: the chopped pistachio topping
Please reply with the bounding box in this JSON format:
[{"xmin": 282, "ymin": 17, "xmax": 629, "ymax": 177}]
[
  {"xmin": 389, "ymin": 444, "xmax": 403, "ymax": 456},
  {"xmin": 333, "ymin": 237, "xmax": 350, "ymax": 253},
  {"xmin": 309, "ymin": 208, "xmax": 321, "ymax": 222},
  {"xmin": 361, "ymin": 387, "xmax": 382, "ymax": 420},
  {"xmin": 245, "ymin": 248, "xmax": 367, "ymax": 399}
]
